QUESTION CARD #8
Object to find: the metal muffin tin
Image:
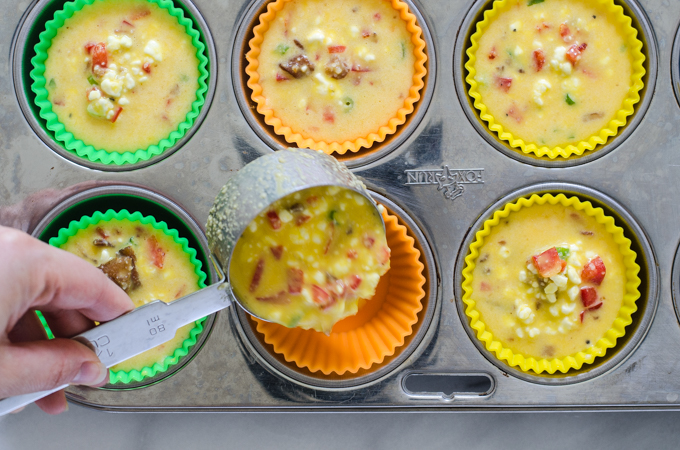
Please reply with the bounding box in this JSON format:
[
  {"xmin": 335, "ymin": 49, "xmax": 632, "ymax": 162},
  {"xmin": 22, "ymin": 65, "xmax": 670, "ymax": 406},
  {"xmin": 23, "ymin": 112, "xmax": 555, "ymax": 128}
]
[{"xmin": 3, "ymin": 0, "xmax": 680, "ymax": 411}]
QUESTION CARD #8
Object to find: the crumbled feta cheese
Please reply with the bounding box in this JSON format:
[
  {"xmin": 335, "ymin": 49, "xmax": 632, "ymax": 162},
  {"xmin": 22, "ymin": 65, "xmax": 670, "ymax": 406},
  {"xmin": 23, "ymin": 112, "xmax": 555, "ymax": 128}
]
[
  {"xmin": 313, "ymin": 271, "xmax": 325, "ymax": 284},
  {"xmin": 527, "ymin": 262, "xmax": 537, "ymax": 274},
  {"xmin": 100, "ymin": 69, "xmax": 124, "ymax": 97},
  {"xmin": 88, "ymin": 89, "xmax": 101, "ymax": 101},
  {"xmin": 561, "ymin": 302, "xmax": 576, "ymax": 314},
  {"xmin": 279, "ymin": 210, "xmax": 293, "ymax": 223},
  {"xmin": 499, "ymin": 246, "xmax": 510, "ymax": 258},
  {"xmin": 528, "ymin": 327, "xmax": 540, "ymax": 338},
  {"xmin": 517, "ymin": 304, "xmax": 535, "ymax": 324},
  {"xmin": 544, "ymin": 327, "xmax": 556, "ymax": 335},
  {"xmin": 307, "ymin": 29, "xmax": 325, "ymax": 43},
  {"xmin": 87, "ymin": 97, "xmax": 115, "ymax": 118},
  {"xmin": 533, "ymin": 79, "xmax": 551, "ymax": 106},
  {"xmin": 514, "ymin": 45, "xmax": 523, "ymax": 56},
  {"xmin": 544, "ymin": 282, "xmax": 557, "ymax": 294},
  {"xmin": 567, "ymin": 285, "xmax": 580, "ymax": 301},
  {"xmin": 546, "ymin": 292, "xmax": 557, "ymax": 304},
  {"xmin": 510, "ymin": 21, "xmax": 521, "ymax": 32},
  {"xmin": 551, "ymin": 274, "xmax": 568, "ymax": 289},
  {"xmin": 248, "ymin": 221, "xmax": 257, "ymax": 232},
  {"xmin": 350, "ymin": 26, "xmax": 360, "ymax": 38},
  {"xmin": 119, "ymin": 97, "xmax": 130, "ymax": 106},
  {"xmin": 107, "ymin": 34, "xmax": 132, "ymax": 51},
  {"xmin": 515, "ymin": 327, "xmax": 525, "ymax": 338},
  {"xmin": 519, "ymin": 270, "xmax": 527, "ymax": 283},
  {"xmin": 313, "ymin": 72, "xmax": 341, "ymax": 97},
  {"xmin": 144, "ymin": 40, "xmax": 163, "ymax": 61},
  {"xmin": 567, "ymin": 266, "xmax": 581, "ymax": 284}
]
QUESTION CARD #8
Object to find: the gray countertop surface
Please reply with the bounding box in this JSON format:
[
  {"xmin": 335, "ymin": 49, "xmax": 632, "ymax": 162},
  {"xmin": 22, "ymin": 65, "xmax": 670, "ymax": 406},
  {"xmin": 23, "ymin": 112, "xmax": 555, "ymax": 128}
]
[{"xmin": 2, "ymin": 405, "xmax": 680, "ymax": 449}]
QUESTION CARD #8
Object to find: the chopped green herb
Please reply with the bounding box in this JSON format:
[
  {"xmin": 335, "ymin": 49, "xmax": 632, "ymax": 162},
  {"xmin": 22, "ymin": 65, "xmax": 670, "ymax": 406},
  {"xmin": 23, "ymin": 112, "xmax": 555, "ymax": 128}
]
[
  {"xmin": 506, "ymin": 49, "xmax": 513, "ymax": 57},
  {"xmin": 329, "ymin": 210, "xmax": 339, "ymax": 225},
  {"xmin": 400, "ymin": 41, "xmax": 406, "ymax": 59},
  {"xmin": 342, "ymin": 97, "xmax": 354, "ymax": 112},
  {"xmin": 620, "ymin": 44, "xmax": 627, "ymax": 52},
  {"xmin": 567, "ymin": 133, "xmax": 575, "ymax": 139},
  {"xmin": 87, "ymin": 75, "xmax": 98, "ymax": 85},
  {"xmin": 556, "ymin": 247, "xmax": 570, "ymax": 260},
  {"xmin": 48, "ymin": 78, "xmax": 56, "ymax": 88},
  {"xmin": 180, "ymin": 74, "xmax": 190, "ymax": 82},
  {"xmin": 275, "ymin": 43, "xmax": 290, "ymax": 55},
  {"xmin": 288, "ymin": 314, "xmax": 302, "ymax": 328},
  {"xmin": 528, "ymin": 0, "xmax": 545, "ymax": 5},
  {"xmin": 565, "ymin": 94, "xmax": 575, "ymax": 105}
]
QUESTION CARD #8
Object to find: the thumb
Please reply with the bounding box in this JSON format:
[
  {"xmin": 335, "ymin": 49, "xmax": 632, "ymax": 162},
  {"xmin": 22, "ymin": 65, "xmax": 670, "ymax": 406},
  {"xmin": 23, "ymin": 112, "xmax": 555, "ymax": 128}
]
[{"xmin": 0, "ymin": 338, "xmax": 108, "ymax": 398}]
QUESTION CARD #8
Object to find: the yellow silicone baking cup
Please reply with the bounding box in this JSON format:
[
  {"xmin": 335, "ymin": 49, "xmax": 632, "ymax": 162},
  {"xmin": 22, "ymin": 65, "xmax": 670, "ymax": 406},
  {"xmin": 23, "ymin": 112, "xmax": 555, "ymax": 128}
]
[
  {"xmin": 245, "ymin": 0, "xmax": 427, "ymax": 155},
  {"xmin": 461, "ymin": 193, "xmax": 641, "ymax": 374},
  {"xmin": 465, "ymin": 0, "xmax": 646, "ymax": 159},
  {"xmin": 253, "ymin": 207, "xmax": 425, "ymax": 375}
]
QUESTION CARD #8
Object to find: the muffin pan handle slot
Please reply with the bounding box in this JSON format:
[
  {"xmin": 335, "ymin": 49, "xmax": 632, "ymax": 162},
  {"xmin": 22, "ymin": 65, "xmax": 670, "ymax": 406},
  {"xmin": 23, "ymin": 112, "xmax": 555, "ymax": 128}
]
[{"xmin": 401, "ymin": 372, "xmax": 494, "ymax": 400}]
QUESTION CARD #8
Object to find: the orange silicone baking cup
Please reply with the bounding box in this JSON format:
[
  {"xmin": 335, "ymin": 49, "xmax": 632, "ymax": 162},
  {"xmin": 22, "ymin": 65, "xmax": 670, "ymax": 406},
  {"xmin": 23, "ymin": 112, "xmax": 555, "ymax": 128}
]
[
  {"xmin": 245, "ymin": 0, "xmax": 428, "ymax": 155},
  {"xmin": 253, "ymin": 207, "xmax": 425, "ymax": 375}
]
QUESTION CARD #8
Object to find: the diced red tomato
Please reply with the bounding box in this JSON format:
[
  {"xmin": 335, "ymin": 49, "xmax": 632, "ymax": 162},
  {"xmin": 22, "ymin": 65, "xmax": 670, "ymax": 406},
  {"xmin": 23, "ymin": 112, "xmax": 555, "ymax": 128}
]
[
  {"xmin": 130, "ymin": 8, "xmax": 150, "ymax": 20},
  {"xmin": 306, "ymin": 195, "xmax": 318, "ymax": 205},
  {"xmin": 559, "ymin": 23, "xmax": 571, "ymax": 41},
  {"xmin": 346, "ymin": 249, "xmax": 358, "ymax": 260},
  {"xmin": 378, "ymin": 246, "xmax": 390, "ymax": 265},
  {"xmin": 533, "ymin": 49, "xmax": 545, "ymax": 71},
  {"xmin": 275, "ymin": 72, "xmax": 288, "ymax": 82},
  {"xmin": 328, "ymin": 45, "xmax": 346, "ymax": 53},
  {"xmin": 256, "ymin": 291, "xmax": 290, "ymax": 304},
  {"xmin": 312, "ymin": 284, "xmax": 335, "ymax": 308},
  {"xmin": 288, "ymin": 268, "xmax": 304, "ymax": 294},
  {"xmin": 295, "ymin": 214, "xmax": 311, "ymax": 226},
  {"xmin": 323, "ymin": 109, "xmax": 335, "ymax": 124},
  {"xmin": 84, "ymin": 42, "xmax": 95, "ymax": 53},
  {"xmin": 122, "ymin": 20, "xmax": 134, "ymax": 28},
  {"xmin": 507, "ymin": 106, "xmax": 523, "ymax": 123},
  {"xmin": 373, "ymin": 12, "xmax": 381, "ymax": 21},
  {"xmin": 91, "ymin": 42, "xmax": 108, "ymax": 69},
  {"xmin": 535, "ymin": 22, "xmax": 551, "ymax": 32},
  {"xmin": 148, "ymin": 235, "xmax": 165, "ymax": 269},
  {"xmin": 588, "ymin": 301, "xmax": 603, "ymax": 310},
  {"xmin": 110, "ymin": 107, "xmax": 123, "ymax": 123},
  {"xmin": 361, "ymin": 30, "xmax": 371, "ymax": 38},
  {"xmin": 363, "ymin": 235, "xmax": 375, "ymax": 248},
  {"xmin": 566, "ymin": 43, "xmax": 587, "ymax": 65},
  {"xmin": 324, "ymin": 222, "xmax": 335, "ymax": 255},
  {"xmin": 480, "ymin": 281, "xmax": 491, "ymax": 292},
  {"xmin": 348, "ymin": 275, "xmax": 362, "ymax": 290},
  {"xmin": 174, "ymin": 285, "xmax": 186, "ymax": 299},
  {"xmin": 581, "ymin": 256, "xmax": 606, "ymax": 285},
  {"xmin": 488, "ymin": 47, "xmax": 497, "ymax": 60},
  {"xmin": 270, "ymin": 245, "xmax": 284, "ymax": 260},
  {"xmin": 580, "ymin": 287, "xmax": 599, "ymax": 308},
  {"xmin": 266, "ymin": 210, "xmax": 282, "ymax": 230},
  {"xmin": 580, "ymin": 310, "xmax": 585, "ymax": 323},
  {"xmin": 496, "ymin": 76, "xmax": 512, "ymax": 93},
  {"xmin": 142, "ymin": 62, "xmax": 152, "ymax": 74},
  {"xmin": 532, "ymin": 247, "xmax": 566, "ymax": 278},
  {"xmin": 249, "ymin": 258, "xmax": 264, "ymax": 292}
]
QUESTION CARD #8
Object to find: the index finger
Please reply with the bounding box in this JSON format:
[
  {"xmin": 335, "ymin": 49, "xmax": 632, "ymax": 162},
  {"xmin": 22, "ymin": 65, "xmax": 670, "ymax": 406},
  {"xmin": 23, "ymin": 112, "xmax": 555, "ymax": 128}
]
[{"xmin": 0, "ymin": 227, "xmax": 134, "ymax": 327}]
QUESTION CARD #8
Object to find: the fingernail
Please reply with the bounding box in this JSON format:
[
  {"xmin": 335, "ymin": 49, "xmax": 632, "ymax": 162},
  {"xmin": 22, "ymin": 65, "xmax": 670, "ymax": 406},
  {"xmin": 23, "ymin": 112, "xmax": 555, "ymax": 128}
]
[{"xmin": 72, "ymin": 361, "xmax": 107, "ymax": 386}]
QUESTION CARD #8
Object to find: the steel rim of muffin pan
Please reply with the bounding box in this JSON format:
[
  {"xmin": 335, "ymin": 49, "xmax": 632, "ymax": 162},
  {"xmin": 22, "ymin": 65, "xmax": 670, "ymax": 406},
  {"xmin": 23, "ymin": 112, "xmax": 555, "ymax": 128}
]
[
  {"xmin": 671, "ymin": 21, "xmax": 680, "ymax": 108},
  {"xmin": 669, "ymin": 243, "xmax": 680, "ymax": 327},
  {"xmin": 452, "ymin": 0, "xmax": 659, "ymax": 169},
  {"xmin": 453, "ymin": 182, "xmax": 659, "ymax": 386},
  {"xmin": 10, "ymin": 0, "xmax": 218, "ymax": 172},
  {"xmin": 230, "ymin": 191, "xmax": 440, "ymax": 391},
  {"xmin": 30, "ymin": 184, "xmax": 220, "ymax": 390},
  {"xmin": 230, "ymin": 0, "xmax": 437, "ymax": 170}
]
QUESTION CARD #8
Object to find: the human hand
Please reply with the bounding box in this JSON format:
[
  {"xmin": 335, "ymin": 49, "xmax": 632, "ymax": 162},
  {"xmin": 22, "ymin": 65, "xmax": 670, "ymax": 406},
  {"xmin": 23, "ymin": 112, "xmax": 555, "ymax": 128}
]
[{"xmin": 0, "ymin": 226, "xmax": 134, "ymax": 414}]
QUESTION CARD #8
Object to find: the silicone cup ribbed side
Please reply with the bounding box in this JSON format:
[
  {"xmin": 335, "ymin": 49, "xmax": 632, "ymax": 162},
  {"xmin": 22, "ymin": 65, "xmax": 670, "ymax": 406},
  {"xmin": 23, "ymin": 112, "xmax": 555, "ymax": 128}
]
[
  {"xmin": 254, "ymin": 208, "xmax": 426, "ymax": 376},
  {"xmin": 30, "ymin": 0, "xmax": 209, "ymax": 165},
  {"xmin": 49, "ymin": 209, "xmax": 208, "ymax": 384},
  {"xmin": 461, "ymin": 194, "xmax": 641, "ymax": 374},
  {"xmin": 245, "ymin": 0, "xmax": 427, "ymax": 155},
  {"xmin": 464, "ymin": 0, "xmax": 646, "ymax": 159}
]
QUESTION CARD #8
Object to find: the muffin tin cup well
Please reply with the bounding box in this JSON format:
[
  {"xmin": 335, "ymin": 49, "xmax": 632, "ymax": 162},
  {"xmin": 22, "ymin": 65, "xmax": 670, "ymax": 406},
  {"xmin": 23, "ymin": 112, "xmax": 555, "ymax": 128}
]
[
  {"xmin": 672, "ymin": 21, "xmax": 680, "ymax": 108},
  {"xmin": 10, "ymin": 0, "xmax": 218, "ymax": 171},
  {"xmin": 454, "ymin": 182, "xmax": 659, "ymax": 386},
  {"xmin": 230, "ymin": 0, "xmax": 437, "ymax": 169},
  {"xmin": 31, "ymin": 184, "xmax": 219, "ymax": 389},
  {"xmin": 231, "ymin": 192, "xmax": 439, "ymax": 391},
  {"xmin": 452, "ymin": 0, "xmax": 658, "ymax": 168}
]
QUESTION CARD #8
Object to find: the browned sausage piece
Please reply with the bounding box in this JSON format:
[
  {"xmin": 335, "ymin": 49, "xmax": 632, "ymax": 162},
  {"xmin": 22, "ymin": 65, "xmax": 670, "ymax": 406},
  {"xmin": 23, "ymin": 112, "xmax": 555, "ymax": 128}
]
[
  {"xmin": 98, "ymin": 246, "xmax": 141, "ymax": 293},
  {"xmin": 279, "ymin": 55, "xmax": 315, "ymax": 78},
  {"xmin": 325, "ymin": 56, "xmax": 349, "ymax": 80}
]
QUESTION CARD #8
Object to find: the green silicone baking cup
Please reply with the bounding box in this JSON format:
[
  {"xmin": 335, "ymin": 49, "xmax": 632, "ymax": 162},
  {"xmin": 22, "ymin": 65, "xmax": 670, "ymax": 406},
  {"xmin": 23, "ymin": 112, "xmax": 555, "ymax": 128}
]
[
  {"xmin": 30, "ymin": 0, "xmax": 209, "ymax": 166},
  {"xmin": 49, "ymin": 209, "xmax": 208, "ymax": 384}
]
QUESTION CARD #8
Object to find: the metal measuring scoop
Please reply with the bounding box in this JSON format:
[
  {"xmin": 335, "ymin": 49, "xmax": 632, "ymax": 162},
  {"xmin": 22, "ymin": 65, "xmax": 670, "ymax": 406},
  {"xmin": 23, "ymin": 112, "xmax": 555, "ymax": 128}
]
[{"xmin": 0, "ymin": 148, "xmax": 382, "ymax": 415}]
